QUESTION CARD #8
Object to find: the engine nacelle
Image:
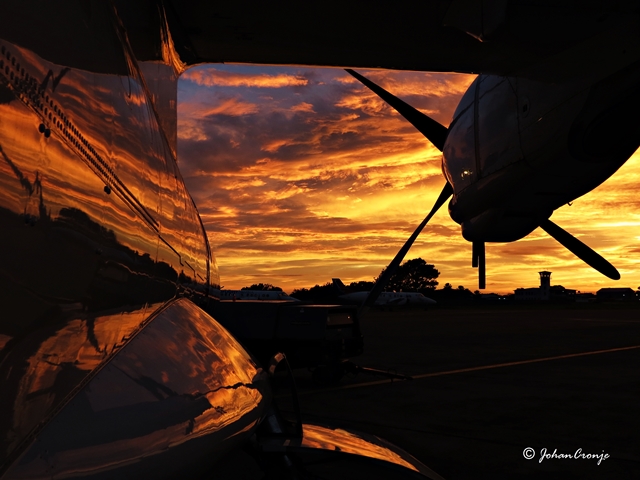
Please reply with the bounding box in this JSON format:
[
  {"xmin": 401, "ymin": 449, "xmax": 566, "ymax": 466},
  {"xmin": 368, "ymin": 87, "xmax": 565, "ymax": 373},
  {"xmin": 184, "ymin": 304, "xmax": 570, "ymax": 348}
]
[
  {"xmin": 443, "ymin": 75, "xmax": 522, "ymax": 196},
  {"xmin": 443, "ymin": 67, "xmax": 640, "ymax": 243}
]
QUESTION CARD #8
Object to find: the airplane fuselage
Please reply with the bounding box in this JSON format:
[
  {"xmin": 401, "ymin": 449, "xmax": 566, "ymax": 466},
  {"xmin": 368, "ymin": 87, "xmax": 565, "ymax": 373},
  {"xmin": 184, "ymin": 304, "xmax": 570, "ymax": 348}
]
[
  {"xmin": 340, "ymin": 291, "xmax": 437, "ymax": 306},
  {"xmin": 0, "ymin": 22, "xmax": 272, "ymax": 477},
  {"xmin": 216, "ymin": 289, "xmax": 299, "ymax": 302}
]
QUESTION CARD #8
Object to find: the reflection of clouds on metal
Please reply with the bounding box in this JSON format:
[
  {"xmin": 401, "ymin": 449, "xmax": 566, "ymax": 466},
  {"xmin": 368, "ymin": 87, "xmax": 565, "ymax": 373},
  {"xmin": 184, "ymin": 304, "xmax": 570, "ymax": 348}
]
[
  {"xmin": 301, "ymin": 424, "xmax": 420, "ymax": 472},
  {"xmin": 0, "ymin": 38, "xmax": 215, "ymax": 289},
  {"xmin": 5, "ymin": 299, "xmax": 269, "ymax": 478},
  {"xmin": 0, "ymin": 23, "xmax": 214, "ymax": 472},
  {"xmin": 1, "ymin": 42, "xmax": 159, "ymax": 232},
  {"xmin": 259, "ymin": 423, "xmax": 444, "ymax": 479},
  {"xmin": 7, "ymin": 306, "xmax": 152, "ymax": 456}
]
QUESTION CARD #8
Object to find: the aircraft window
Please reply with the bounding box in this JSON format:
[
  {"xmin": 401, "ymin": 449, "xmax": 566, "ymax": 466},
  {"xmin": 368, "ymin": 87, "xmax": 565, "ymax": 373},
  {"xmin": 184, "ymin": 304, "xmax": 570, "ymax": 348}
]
[{"xmin": 11, "ymin": 56, "xmax": 14, "ymax": 65}]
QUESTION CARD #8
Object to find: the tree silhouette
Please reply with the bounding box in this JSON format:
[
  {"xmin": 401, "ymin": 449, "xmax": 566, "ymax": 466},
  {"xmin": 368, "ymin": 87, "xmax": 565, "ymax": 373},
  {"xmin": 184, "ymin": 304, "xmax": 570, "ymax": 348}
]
[
  {"xmin": 377, "ymin": 258, "xmax": 439, "ymax": 292},
  {"xmin": 290, "ymin": 282, "xmax": 336, "ymax": 302},
  {"xmin": 348, "ymin": 280, "xmax": 375, "ymax": 291},
  {"xmin": 436, "ymin": 283, "xmax": 474, "ymax": 302},
  {"xmin": 240, "ymin": 283, "xmax": 282, "ymax": 291}
]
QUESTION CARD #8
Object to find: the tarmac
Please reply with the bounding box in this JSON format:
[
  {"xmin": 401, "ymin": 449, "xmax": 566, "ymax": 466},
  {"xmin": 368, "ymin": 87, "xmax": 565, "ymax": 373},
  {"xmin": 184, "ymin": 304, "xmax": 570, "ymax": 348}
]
[
  {"xmin": 276, "ymin": 303, "xmax": 640, "ymax": 480},
  {"xmin": 214, "ymin": 303, "xmax": 640, "ymax": 479}
]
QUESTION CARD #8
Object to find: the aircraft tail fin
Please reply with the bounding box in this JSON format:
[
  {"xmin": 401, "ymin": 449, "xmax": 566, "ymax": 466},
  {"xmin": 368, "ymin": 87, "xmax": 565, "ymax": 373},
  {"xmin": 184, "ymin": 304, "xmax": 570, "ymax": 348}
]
[{"xmin": 332, "ymin": 278, "xmax": 347, "ymax": 294}]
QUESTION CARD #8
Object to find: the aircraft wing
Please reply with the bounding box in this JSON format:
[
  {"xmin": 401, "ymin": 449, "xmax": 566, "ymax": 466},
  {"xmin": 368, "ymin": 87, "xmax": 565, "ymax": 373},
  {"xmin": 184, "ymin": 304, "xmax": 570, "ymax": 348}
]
[
  {"xmin": 5, "ymin": 2, "xmax": 638, "ymax": 80},
  {"xmin": 158, "ymin": 0, "xmax": 640, "ymax": 80}
]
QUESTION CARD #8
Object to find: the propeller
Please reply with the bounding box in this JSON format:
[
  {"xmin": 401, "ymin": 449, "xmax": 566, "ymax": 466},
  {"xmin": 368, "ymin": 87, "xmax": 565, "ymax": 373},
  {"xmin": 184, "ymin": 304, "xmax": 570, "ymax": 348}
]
[
  {"xmin": 347, "ymin": 69, "xmax": 620, "ymax": 292},
  {"xmin": 472, "ymin": 241, "xmax": 486, "ymax": 289},
  {"xmin": 539, "ymin": 218, "xmax": 620, "ymax": 280}
]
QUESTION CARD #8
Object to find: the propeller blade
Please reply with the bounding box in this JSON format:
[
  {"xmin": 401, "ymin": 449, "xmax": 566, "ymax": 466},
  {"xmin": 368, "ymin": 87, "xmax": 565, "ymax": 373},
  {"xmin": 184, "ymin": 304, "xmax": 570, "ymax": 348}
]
[
  {"xmin": 539, "ymin": 218, "xmax": 620, "ymax": 280},
  {"xmin": 345, "ymin": 69, "xmax": 449, "ymax": 151},
  {"xmin": 360, "ymin": 182, "xmax": 453, "ymax": 314},
  {"xmin": 472, "ymin": 241, "xmax": 486, "ymax": 289}
]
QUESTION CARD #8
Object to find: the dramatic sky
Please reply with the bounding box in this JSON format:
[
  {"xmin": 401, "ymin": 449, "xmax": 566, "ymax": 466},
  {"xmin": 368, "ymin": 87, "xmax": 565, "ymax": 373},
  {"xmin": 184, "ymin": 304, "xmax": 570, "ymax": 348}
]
[{"xmin": 177, "ymin": 65, "xmax": 640, "ymax": 294}]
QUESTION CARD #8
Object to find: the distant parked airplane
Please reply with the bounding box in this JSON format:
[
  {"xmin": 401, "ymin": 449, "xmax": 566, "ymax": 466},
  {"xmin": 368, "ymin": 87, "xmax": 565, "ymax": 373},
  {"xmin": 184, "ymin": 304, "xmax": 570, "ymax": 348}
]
[
  {"xmin": 215, "ymin": 288, "xmax": 299, "ymax": 302},
  {"xmin": 332, "ymin": 279, "xmax": 437, "ymax": 307}
]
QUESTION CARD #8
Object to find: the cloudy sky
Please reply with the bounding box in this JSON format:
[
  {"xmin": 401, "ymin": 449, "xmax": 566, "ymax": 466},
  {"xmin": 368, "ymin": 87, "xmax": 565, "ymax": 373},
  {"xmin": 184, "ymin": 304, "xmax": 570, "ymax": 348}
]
[{"xmin": 177, "ymin": 65, "xmax": 640, "ymax": 294}]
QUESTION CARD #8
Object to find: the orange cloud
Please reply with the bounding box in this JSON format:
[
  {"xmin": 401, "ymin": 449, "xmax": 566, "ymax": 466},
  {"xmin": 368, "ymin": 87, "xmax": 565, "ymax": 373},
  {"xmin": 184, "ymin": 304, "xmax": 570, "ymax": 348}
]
[
  {"xmin": 291, "ymin": 102, "xmax": 315, "ymax": 113},
  {"xmin": 182, "ymin": 67, "xmax": 308, "ymax": 88},
  {"xmin": 201, "ymin": 97, "xmax": 259, "ymax": 116}
]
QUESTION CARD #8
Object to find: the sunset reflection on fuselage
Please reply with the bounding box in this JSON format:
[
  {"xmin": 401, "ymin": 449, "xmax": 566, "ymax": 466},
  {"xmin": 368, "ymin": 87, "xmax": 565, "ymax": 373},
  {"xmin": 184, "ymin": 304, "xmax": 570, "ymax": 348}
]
[{"xmin": 0, "ymin": 29, "xmax": 233, "ymax": 475}]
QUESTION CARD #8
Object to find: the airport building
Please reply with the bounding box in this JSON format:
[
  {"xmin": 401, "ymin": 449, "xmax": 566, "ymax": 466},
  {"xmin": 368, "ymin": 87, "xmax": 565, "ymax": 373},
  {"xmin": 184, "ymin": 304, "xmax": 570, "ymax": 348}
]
[
  {"xmin": 596, "ymin": 287, "xmax": 638, "ymax": 302},
  {"xmin": 514, "ymin": 271, "xmax": 576, "ymax": 302}
]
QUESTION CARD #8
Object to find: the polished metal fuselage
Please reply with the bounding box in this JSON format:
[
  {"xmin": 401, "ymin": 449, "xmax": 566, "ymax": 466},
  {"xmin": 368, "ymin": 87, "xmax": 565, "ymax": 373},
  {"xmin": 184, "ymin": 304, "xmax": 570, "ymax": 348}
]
[{"xmin": 0, "ymin": 5, "xmax": 274, "ymax": 478}]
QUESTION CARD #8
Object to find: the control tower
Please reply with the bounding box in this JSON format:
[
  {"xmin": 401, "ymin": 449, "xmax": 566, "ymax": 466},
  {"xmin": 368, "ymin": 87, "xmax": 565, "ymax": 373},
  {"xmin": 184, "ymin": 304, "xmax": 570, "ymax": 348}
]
[{"xmin": 539, "ymin": 271, "xmax": 551, "ymax": 301}]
